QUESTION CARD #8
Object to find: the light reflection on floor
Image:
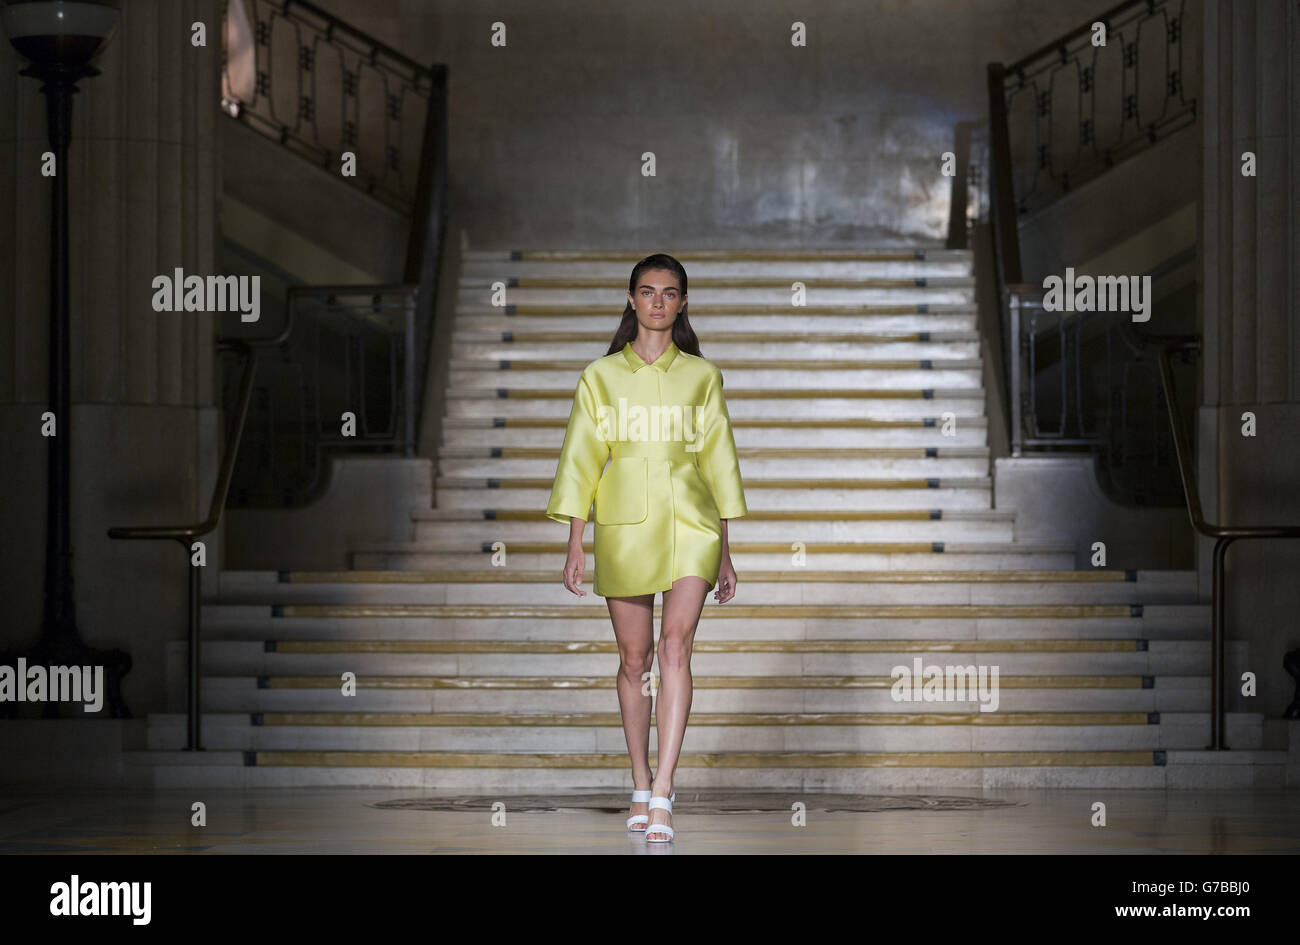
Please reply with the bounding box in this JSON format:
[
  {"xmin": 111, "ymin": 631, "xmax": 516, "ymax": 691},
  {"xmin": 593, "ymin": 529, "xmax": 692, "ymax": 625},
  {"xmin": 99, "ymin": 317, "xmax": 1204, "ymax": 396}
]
[{"xmin": 1, "ymin": 788, "xmax": 1297, "ymax": 854}]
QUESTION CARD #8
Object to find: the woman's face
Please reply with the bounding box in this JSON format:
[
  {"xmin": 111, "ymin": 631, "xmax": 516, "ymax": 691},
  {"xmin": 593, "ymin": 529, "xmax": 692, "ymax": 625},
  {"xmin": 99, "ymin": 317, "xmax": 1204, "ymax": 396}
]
[{"xmin": 627, "ymin": 268, "xmax": 686, "ymax": 333}]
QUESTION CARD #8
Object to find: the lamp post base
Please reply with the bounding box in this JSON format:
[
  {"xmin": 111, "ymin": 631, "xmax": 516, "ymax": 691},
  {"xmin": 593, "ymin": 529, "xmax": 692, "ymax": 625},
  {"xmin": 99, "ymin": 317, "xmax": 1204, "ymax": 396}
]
[{"xmin": 0, "ymin": 628, "xmax": 132, "ymax": 720}]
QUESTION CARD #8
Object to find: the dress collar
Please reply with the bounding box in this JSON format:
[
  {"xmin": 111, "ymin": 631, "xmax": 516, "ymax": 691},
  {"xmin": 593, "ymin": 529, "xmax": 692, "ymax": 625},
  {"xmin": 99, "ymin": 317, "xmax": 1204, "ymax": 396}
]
[{"xmin": 622, "ymin": 339, "xmax": 679, "ymax": 373}]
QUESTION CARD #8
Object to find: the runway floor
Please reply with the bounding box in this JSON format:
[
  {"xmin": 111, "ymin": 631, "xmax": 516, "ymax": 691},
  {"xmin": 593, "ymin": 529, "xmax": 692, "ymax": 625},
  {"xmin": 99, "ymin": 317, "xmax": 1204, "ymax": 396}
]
[{"xmin": 1, "ymin": 787, "xmax": 1297, "ymax": 854}]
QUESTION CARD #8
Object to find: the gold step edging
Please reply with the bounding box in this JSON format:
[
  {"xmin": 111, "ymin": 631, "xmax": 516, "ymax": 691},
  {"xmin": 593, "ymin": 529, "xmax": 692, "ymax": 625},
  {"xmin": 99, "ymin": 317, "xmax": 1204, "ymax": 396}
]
[
  {"xmin": 510, "ymin": 277, "xmax": 965, "ymax": 289},
  {"xmin": 500, "ymin": 305, "xmax": 959, "ymax": 316},
  {"xmin": 446, "ymin": 447, "xmax": 987, "ymax": 460},
  {"xmin": 247, "ymin": 749, "xmax": 1161, "ymax": 768},
  {"xmin": 477, "ymin": 416, "xmax": 977, "ymax": 428},
  {"xmin": 258, "ymin": 711, "xmax": 1153, "ymax": 727},
  {"xmin": 425, "ymin": 509, "xmax": 982, "ymax": 522},
  {"xmin": 481, "ymin": 388, "xmax": 980, "ymax": 399},
  {"xmin": 478, "ymin": 359, "xmax": 978, "ymax": 371},
  {"xmin": 510, "ymin": 250, "xmax": 944, "ymax": 262},
  {"xmin": 272, "ymin": 604, "xmax": 1136, "ymax": 619},
  {"xmin": 267, "ymin": 638, "xmax": 1144, "ymax": 654},
  {"xmin": 474, "ymin": 331, "xmax": 960, "ymax": 341},
  {"xmin": 280, "ymin": 569, "xmax": 1134, "ymax": 584},
  {"xmin": 259, "ymin": 674, "xmax": 1150, "ymax": 690},
  {"xmin": 439, "ymin": 477, "xmax": 986, "ymax": 490}
]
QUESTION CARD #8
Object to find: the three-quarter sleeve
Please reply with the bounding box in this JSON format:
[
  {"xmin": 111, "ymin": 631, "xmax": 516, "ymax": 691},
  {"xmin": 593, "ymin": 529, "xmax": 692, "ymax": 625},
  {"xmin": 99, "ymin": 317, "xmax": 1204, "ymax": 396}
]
[
  {"xmin": 546, "ymin": 371, "xmax": 609, "ymax": 524},
  {"xmin": 696, "ymin": 366, "xmax": 748, "ymax": 519}
]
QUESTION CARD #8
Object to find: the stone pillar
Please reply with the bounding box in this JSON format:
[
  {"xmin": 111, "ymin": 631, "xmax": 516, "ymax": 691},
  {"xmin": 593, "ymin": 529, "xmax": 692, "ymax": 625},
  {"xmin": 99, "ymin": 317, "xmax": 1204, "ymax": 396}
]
[
  {"xmin": 0, "ymin": 0, "xmax": 223, "ymax": 715},
  {"xmin": 1198, "ymin": 0, "xmax": 1300, "ymax": 721}
]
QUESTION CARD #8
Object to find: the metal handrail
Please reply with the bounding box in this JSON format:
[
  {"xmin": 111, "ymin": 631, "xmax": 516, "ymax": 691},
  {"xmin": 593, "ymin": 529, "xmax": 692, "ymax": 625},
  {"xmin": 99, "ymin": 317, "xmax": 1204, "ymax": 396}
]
[
  {"xmin": 236, "ymin": 284, "xmax": 420, "ymax": 508},
  {"xmin": 111, "ymin": 4, "xmax": 448, "ymax": 750},
  {"xmin": 275, "ymin": 0, "xmax": 428, "ymax": 74},
  {"xmin": 1004, "ymin": 0, "xmax": 1144, "ymax": 75},
  {"xmin": 1140, "ymin": 332, "xmax": 1300, "ymax": 749},
  {"xmin": 985, "ymin": 63, "xmax": 1022, "ymax": 287},
  {"xmin": 105, "ymin": 1, "xmax": 447, "ymax": 748},
  {"xmin": 981, "ymin": 0, "xmax": 1198, "ymax": 482},
  {"xmin": 220, "ymin": 0, "xmax": 437, "ymax": 214},
  {"xmin": 107, "ymin": 313, "xmax": 297, "ymax": 751}
]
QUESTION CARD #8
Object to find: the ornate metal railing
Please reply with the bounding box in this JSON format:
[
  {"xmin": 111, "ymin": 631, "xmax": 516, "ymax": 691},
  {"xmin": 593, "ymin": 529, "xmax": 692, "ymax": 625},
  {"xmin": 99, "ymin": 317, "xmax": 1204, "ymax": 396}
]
[
  {"xmin": 973, "ymin": 0, "xmax": 1200, "ymax": 505},
  {"xmin": 995, "ymin": 0, "xmax": 1197, "ymax": 219},
  {"xmin": 221, "ymin": 284, "xmax": 420, "ymax": 507},
  {"xmin": 216, "ymin": 0, "xmax": 450, "ymax": 508},
  {"xmin": 219, "ymin": 0, "xmax": 435, "ymax": 214},
  {"xmin": 1001, "ymin": 285, "xmax": 1191, "ymax": 505}
]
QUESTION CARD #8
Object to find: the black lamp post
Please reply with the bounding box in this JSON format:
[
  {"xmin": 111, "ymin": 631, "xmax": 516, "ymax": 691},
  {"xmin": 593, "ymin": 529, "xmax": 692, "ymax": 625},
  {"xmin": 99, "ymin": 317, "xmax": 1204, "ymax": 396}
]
[{"xmin": 1, "ymin": 0, "xmax": 131, "ymax": 718}]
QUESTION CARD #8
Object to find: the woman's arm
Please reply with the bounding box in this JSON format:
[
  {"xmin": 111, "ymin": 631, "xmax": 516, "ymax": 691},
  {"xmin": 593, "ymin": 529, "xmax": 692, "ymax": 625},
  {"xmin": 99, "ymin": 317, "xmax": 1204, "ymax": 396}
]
[
  {"xmin": 715, "ymin": 518, "xmax": 737, "ymax": 603},
  {"xmin": 546, "ymin": 371, "xmax": 608, "ymax": 525},
  {"xmin": 697, "ymin": 367, "xmax": 748, "ymax": 520}
]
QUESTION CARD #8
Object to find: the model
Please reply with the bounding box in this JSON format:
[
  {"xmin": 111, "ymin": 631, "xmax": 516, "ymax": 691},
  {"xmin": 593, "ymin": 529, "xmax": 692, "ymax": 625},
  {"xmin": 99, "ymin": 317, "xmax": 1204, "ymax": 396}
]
[{"xmin": 545, "ymin": 253, "xmax": 748, "ymax": 843}]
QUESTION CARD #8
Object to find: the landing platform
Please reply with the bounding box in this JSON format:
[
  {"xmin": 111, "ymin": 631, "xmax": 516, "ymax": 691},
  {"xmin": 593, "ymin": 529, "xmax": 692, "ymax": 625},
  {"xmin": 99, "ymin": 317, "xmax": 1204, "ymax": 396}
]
[{"xmin": 2, "ymin": 787, "xmax": 1296, "ymax": 854}]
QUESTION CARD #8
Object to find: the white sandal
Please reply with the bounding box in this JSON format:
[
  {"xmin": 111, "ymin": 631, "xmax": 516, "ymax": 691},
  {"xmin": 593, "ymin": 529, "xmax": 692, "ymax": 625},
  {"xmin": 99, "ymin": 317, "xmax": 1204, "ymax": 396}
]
[
  {"xmin": 627, "ymin": 790, "xmax": 675, "ymax": 832},
  {"xmin": 644, "ymin": 794, "xmax": 675, "ymax": 843},
  {"xmin": 626, "ymin": 790, "xmax": 652, "ymax": 832}
]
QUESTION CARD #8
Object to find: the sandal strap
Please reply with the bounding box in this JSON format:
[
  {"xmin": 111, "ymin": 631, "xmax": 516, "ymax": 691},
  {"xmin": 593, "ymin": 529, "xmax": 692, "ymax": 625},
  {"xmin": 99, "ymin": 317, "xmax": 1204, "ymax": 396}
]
[
  {"xmin": 630, "ymin": 790, "xmax": 652, "ymax": 802},
  {"xmin": 648, "ymin": 796, "xmax": 673, "ymax": 812}
]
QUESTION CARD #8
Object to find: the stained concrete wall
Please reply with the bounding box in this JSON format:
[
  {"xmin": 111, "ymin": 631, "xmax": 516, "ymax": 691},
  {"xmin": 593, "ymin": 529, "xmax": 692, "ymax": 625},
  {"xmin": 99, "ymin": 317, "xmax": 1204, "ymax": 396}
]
[{"xmin": 304, "ymin": 0, "xmax": 1113, "ymax": 249}]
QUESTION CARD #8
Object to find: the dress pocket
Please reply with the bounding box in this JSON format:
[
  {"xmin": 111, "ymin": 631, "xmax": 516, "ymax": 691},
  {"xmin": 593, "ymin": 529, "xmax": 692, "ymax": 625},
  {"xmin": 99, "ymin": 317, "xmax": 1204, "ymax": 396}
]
[{"xmin": 595, "ymin": 456, "xmax": 649, "ymax": 525}]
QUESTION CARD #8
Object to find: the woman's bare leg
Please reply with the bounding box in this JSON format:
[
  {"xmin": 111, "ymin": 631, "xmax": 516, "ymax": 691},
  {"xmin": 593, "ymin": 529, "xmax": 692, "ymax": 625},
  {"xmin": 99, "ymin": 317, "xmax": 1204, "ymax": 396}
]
[
  {"xmin": 605, "ymin": 592, "xmax": 655, "ymax": 827},
  {"xmin": 648, "ymin": 576, "xmax": 709, "ymax": 837}
]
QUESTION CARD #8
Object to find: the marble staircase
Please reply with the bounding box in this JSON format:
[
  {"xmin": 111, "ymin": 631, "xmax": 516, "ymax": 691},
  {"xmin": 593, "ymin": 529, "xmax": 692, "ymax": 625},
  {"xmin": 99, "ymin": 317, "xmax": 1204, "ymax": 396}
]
[{"xmin": 126, "ymin": 249, "xmax": 1295, "ymax": 789}]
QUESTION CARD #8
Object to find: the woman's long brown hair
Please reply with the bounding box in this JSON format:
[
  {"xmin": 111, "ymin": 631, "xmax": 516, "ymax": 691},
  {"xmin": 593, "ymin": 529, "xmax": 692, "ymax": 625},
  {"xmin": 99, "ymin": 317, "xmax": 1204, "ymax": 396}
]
[{"xmin": 605, "ymin": 253, "xmax": 702, "ymax": 357}]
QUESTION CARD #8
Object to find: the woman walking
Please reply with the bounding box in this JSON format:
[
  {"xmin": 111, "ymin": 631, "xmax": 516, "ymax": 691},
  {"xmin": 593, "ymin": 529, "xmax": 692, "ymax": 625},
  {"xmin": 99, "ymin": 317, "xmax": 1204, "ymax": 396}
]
[{"xmin": 545, "ymin": 253, "xmax": 748, "ymax": 843}]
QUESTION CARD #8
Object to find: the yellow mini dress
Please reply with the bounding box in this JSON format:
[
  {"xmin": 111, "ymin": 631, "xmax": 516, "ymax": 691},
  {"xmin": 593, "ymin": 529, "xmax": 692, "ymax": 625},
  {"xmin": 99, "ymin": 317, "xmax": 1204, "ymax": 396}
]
[{"xmin": 546, "ymin": 340, "xmax": 748, "ymax": 597}]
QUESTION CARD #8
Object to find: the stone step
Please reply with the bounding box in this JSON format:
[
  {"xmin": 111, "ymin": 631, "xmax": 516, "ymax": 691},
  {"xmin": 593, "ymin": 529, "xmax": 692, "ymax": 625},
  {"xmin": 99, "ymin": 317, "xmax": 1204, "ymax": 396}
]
[
  {"xmin": 454, "ymin": 326, "xmax": 979, "ymax": 343},
  {"xmin": 457, "ymin": 284, "xmax": 976, "ymax": 308},
  {"xmin": 433, "ymin": 480, "xmax": 995, "ymax": 511},
  {"xmin": 444, "ymin": 395, "xmax": 988, "ymax": 420},
  {"xmin": 216, "ymin": 569, "xmax": 1199, "ymax": 607},
  {"xmin": 187, "ymin": 673, "xmax": 1216, "ymax": 714},
  {"xmin": 451, "ymin": 336, "xmax": 983, "ymax": 360},
  {"xmin": 435, "ymin": 451, "xmax": 991, "ymax": 479},
  {"xmin": 462, "ymin": 247, "xmax": 974, "ymax": 263},
  {"xmin": 141, "ymin": 711, "xmax": 1264, "ymax": 753},
  {"xmin": 348, "ymin": 548, "xmax": 1079, "ymax": 570},
  {"xmin": 440, "ymin": 417, "xmax": 991, "ymax": 448},
  {"xmin": 411, "ymin": 509, "xmax": 1015, "ymax": 543},
  {"xmin": 461, "ymin": 274, "xmax": 978, "ymax": 289},
  {"xmin": 459, "ymin": 252, "xmax": 973, "ymax": 278},
  {"xmin": 124, "ymin": 746, "xmax": 1290, "ymax": 790},
  {"xmin": 447, "ymin": 385, "xmax": 987, "ymax": 401},
  {"xmin": 198, "ymin": 603, "xmax": 1208, "ymax": 640},
  {"xmin": 456, "ymin": 313, "xmax": 980, "ymax": 332},
  {"xmin": 447, "ymin": 365, "xmax": 985, "ymax": 390},
  {"xmin": 169, "ymin": 638, "xmax": 1244, "ymax": 678}
]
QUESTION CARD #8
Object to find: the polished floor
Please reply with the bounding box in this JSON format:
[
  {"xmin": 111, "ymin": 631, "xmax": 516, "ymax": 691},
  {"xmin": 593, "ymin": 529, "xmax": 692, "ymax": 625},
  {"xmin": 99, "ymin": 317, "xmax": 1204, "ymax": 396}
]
[{"xmin": 1, "ymin": 787, "xmax": 1297, "ymax": 854}]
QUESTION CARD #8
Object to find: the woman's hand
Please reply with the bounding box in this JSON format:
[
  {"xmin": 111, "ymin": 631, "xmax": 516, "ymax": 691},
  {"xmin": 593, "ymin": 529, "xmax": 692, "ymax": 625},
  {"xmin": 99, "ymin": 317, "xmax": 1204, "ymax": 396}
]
[
  {"xmin": 713, "ymin": 554, "xmax": 738, "ymax": 603},
  {"xmin": 562, "ymin": 536, "xmax": 587, "ymax": 597}
]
